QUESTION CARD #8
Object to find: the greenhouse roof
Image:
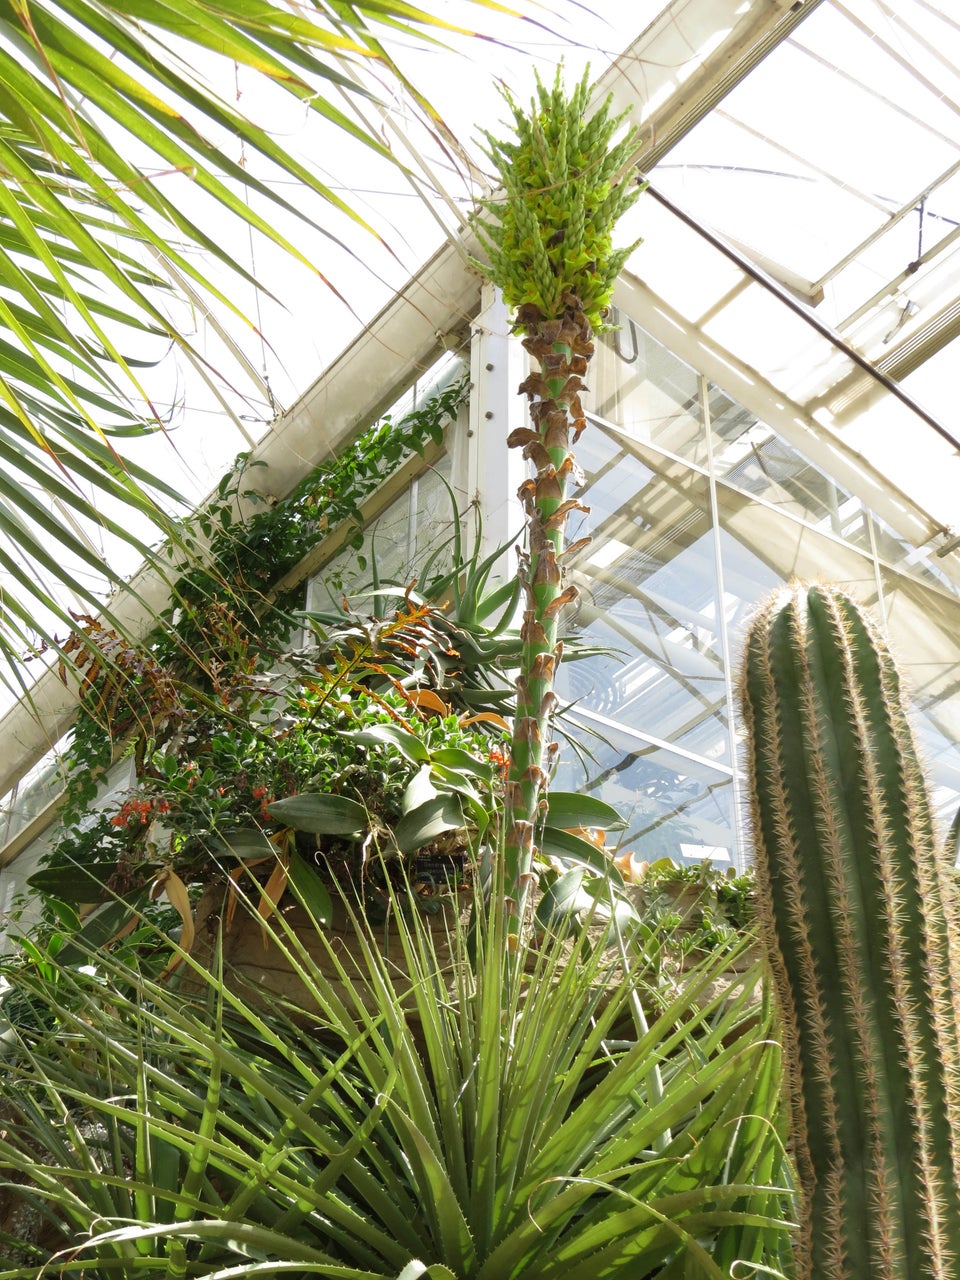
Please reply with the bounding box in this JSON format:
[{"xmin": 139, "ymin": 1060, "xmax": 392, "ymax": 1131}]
[
  {"xmin": 2, "ymin": 0, "xmax": 959, "ymax": 798},
  {"xmin": 617, "ymin": 0, "xmax": 960, "ymax": 549}
]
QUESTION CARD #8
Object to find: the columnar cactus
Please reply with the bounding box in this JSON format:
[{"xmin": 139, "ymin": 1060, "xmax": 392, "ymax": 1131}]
[
  {"xmin": 472, "ymin": 68, "xmax": 642, "ymax": 912},
  {"xmin": 739, "ymin": 582, "xmax": 960, "ymax": 1279}
]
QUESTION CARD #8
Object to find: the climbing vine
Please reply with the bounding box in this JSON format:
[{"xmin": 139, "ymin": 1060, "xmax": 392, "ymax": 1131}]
[
  {"xmin": 56, "ymin": 372, "xmax": 470, "ymax": 833},
  {"xmin": 161, "ymin": 370, "xmax": 470, "ymax": 661}
]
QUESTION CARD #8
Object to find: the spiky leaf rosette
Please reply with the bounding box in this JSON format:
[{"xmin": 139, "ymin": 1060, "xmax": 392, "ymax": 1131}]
[
  {"xmin": 739, "ymin": 582, "xmax": 960, "ymax": 1280},
  {"xmin": 473, "ymin": 67, "xmax": 643, "ymax": 332}
]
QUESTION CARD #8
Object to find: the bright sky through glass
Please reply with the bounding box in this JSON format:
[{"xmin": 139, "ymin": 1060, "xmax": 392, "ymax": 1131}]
[
  {"xmin": 638, "ymin": 0, "xmax": 960, "ymax": 533},
  {"xmin": 7, "ymin": 0, "xmax": 960, "ymax": 710}
]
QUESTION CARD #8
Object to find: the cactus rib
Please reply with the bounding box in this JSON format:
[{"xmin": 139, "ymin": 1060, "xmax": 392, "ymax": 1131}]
[{"xmin": 739, "ymin": 583, "xmax": 960, "ymax": 1279}]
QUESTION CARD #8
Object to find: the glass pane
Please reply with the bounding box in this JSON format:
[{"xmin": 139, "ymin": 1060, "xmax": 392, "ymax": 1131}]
[
  {"xmin": 881, "ymin": 567, "xmax": 960, "ymax": 832},
  {"xmin": 709, "ymin": 385, "xmax": 875, "ymax": 553},
  {"xmin": 552, "ymin": 721, "xmax": 740, "ymax": 868},
  {"xmin": 0, "ymin": 746, "xmax": 66, "ymax": 849},
  {"xmin": 589, "ymin": 310, "xmax": 707, "ymax": 465},
  {"xmin": 308, "ymin": 454, "xmax": 454, "ymax": 605},
  {"xmin": 870, "ymin": 510, "xmax": 959, "ymax": 595},
  {"xmin": 560, "ymin": 425, "xmax": 729, "ymax": 771},
  {"xmin": 715, "ymin": 482, "xmax": 881, "ymax": 618}
]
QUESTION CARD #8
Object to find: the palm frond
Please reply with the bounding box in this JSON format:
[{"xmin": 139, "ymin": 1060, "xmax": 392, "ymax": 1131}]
[{"xmin": 0, "ymin": 0, "xmax": 513, "ymax": 665}]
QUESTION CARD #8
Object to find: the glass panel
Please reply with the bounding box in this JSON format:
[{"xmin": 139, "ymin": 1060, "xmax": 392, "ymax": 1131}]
[
  {"xmin": 561, "ymin": 423, "xmax": 727, "ymax": 767},
  {"xmin": 880, "ymin": 567, "xmax": 960, "ymax": 834},
  {"xmin": 552, "ymin": 720, "xmax": 740, "ymax": 868},
  {"xmin": 589, "ymin": 310, "xmax": 708, "ymax": 464},
  {"xmin": 0, "ymin": 829, "xmax": 56, "ymax": 955},
  {"xmin": 869, "ymin": 510, "xmax": 958, "ymax": 595},
  {"xmin": 0, "ymin": 757, "xmax": 135, "ymax": 954},
  {"xmin": 715, "ymin": 487, "xmax": 882, "ymax": 651},
  {"xmin": 308, "ymin": 453, "xmax": 455, "ymax": 605},
  {"xmin": 709, "ymin": 384, "xmax": 875, "ymax": 553},
  {"xmin": 306, "ymin": 355, "xmax": 464, "ymax": 604},
  {"xmin": 0, "ymin": 748, "xmax": 66, "ymax": 849}
]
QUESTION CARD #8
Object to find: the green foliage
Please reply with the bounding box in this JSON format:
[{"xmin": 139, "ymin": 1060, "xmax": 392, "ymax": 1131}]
[
  {"xmin": 0, "ymin": 0, "xmax": 493, "ymax": 659},
  {"xmin": 301, "ymin": 474, "xmax": 524, "ymax": 717},
  {"xmin": 740, "ymin": 582, "xmax": 960, "ymax": 1279},
  {"xmin": 44, "ymin": 374, "xmax": 472, "ymax": 917},
  {"xmin": 40, "ymin": 678, "xmax": 503, "ymax": 911},
  {"xmin": 163, "ymin": 372, "xmax": 470, "ymax": 658},
  {"xmin": 473, "ymin": 68, "xmax": 644, "ymax": 330},
  {"xmin": 0, "ymin": 884, "xmax": 795, "ymax": 1278}
]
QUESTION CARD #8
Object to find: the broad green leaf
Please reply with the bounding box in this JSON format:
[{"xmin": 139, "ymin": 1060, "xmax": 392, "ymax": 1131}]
[
  {"xmin": 211, "ymin": 829, "xmax": 278, "ymax": 860},
  {"xmin": 533, "ymin": 867, "xmax": 635, "ymax": 941},
  {"xmin": 53, "ymin": 888, "xmax": 155, "ymax": 968},
  {"xmin": 27, "ymin": 860, "xmax": 156, "ymax": 901},
  {"xmin": 344, "ymin": 723, "xmax": 430, "ymax": 764},
  {"xmin": 287, "ymin": 850, "xmax": 334, "ymax": 927},
  {"xmin": 394, "ymin": 794, "xmax": 465, "ymax": 853},
  {"xmin": 430, "ymin": 746, "xmax": 494, "ymax": 781},
  {"xmin": 266, "ymin": 792, "xmax": 367, "ymax": 835},
  {"xmin": 534, "ymin": 867, "xmax": 592, "ymax": 931},
  {"xmin": 402, "ymin": 763, "xmax": 439, "ymax": 815},
  {"xmin": 540, "ymin": 827, "xmax": 625, "ymax": 879},
  {"xmin": 543, "ymin": 791, "xmax": 626, "ymax": 832},
  {"xmin": 429, "ymin": 765, "xmax": 485, "ymax": 798}
]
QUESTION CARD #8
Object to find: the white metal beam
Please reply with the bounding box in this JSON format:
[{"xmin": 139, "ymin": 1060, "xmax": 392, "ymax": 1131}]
[{"xmin": 612, "ymin": 269, "xmax": 958, "ymax": 586}]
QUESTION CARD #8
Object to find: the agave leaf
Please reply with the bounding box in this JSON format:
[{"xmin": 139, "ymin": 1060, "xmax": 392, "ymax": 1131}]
[{"xmin": 0, "ymin": 876, "xmax": 792, "ymax": 1280}]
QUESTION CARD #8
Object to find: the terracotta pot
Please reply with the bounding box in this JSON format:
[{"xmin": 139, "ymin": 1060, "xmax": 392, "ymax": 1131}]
[{"xmin": 188, "ymin": 880, "xmax": 466, "ymax": 1020}]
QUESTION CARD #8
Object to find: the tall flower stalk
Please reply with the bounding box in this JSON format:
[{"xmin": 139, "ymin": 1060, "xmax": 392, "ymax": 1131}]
[{"xmin": 473, "ymin": 68, "xmax": 643, "ymax": 916}]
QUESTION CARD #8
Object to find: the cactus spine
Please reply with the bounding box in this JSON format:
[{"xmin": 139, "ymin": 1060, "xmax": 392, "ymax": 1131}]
[{"xmin": 739, "ymin": 583, "xmax": 960, "ymax": 1279}]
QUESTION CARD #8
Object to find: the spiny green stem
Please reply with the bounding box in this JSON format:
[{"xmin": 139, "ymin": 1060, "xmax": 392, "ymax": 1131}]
[
  {"xmin": 739, "ymin": 583, "xmax": 960, "ymax": 1279},
  {"xmin": 502, "ymin": 305, "xmax": 593, "ymax": 920}
]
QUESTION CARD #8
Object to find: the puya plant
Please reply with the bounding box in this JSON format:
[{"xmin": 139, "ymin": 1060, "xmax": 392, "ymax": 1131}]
[
  {"xmin": 472, "ymin": 67, "xmax": 643, "ymax": 919},
  {"xmin": 739, "ymin": 582, "xmax": 960, "ymax": 1279},
  {"xmin": 0, "ymin": 875, "xmax": 795, "ymax": 1279}
]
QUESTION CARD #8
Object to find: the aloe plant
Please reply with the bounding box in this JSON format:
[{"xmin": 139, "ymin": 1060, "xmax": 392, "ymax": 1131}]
[
  {"xmin": 739, "ymin": 582, "xmax": 960, "ymax": 1279},
  {"xmin": 472, "ymin": 68, "xmax": 643, "ymax": 916},
  {"xmin": 0, "ymin": 879, "xmax": 794, "ymax": 1278}
]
